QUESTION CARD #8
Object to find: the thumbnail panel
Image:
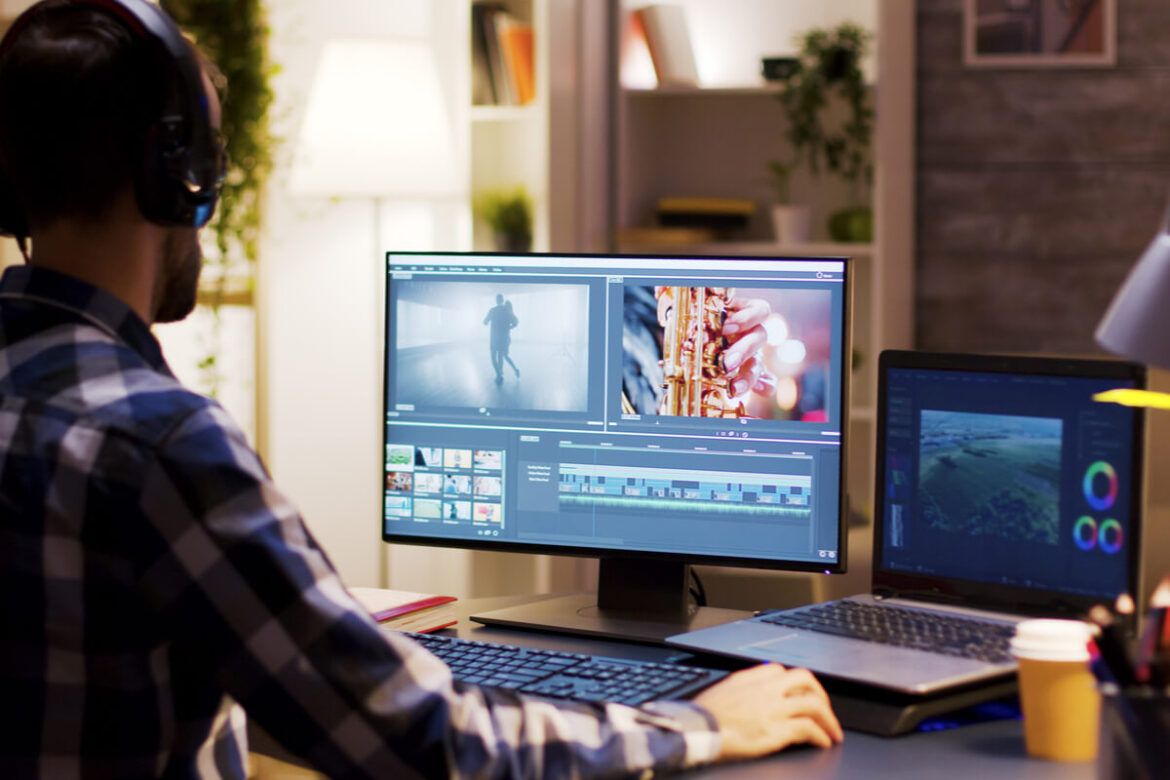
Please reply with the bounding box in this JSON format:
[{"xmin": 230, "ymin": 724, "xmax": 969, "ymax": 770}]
[
  {"xmin": 384, "ymin": 443, "xmax": 507, "ymax": 530},
  {"xmin": 621, "ymin": 285, "xmax": 832, "ymax": 421}
]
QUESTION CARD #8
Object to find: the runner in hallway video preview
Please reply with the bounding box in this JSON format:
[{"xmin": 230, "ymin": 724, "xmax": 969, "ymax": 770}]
[{"xmin": 483, "ymin": 294, "xmax": 520, "ymax": 383}]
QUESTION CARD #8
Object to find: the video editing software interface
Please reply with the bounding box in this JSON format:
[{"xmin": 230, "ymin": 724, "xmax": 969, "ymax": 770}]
[
  {"xmin": 382, "ymin": 253, "xmax": 848, "ymax": 565},
  {"xmin": 880, "ymin": 365, "xmax": 1140, "ymax": 600}
]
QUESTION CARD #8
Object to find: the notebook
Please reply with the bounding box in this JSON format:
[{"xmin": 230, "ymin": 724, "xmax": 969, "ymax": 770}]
[
  {"xmin": 349, "ymin": 587, "xmax": 458, "ymax": 634},
  {"xmin": 669, "ymin": 351, "xmax": 1145, "ymax": 696}
]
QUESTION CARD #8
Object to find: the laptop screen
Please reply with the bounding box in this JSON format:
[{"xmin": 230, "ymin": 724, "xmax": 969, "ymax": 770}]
[{"xmin": 875, "ymin": 352, "xmax": 1144, "ymax": 610}]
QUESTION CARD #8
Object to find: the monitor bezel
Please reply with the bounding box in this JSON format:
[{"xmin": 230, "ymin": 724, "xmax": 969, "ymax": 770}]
[
  {"xmin": 380, "ymin": 250, "xmax": 852, "ymax": 574},
  {"xmin": 872, "ymin": 349, "xmax": 1146, "ymax": 617}
]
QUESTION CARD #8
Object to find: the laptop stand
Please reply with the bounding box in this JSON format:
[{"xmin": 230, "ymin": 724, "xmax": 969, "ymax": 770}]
[{"xmin": 825, "ymin": 676, "xmax": 1019, "ymax": 737}]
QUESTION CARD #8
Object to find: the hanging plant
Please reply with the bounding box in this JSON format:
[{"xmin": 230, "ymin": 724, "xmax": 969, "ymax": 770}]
[
  {"xmin": 160, "ymin": 0, "xmax": 277, "ymax": 393},
  {"xmin": 769, "ymin": 22, "xmax": 874, "ymax": 241}
]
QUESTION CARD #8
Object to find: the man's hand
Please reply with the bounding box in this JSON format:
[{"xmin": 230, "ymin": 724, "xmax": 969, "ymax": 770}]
[{"xmin": 693, "ymin": 663, "xmax": 843, "ymax": 762}]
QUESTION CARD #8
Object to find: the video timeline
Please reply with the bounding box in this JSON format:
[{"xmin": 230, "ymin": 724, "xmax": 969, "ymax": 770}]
[{"xmin": 558, "ymin": 463, "xmax": 812, "ymax": 520}]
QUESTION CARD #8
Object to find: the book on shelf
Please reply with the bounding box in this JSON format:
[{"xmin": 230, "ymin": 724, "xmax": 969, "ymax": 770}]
[
  {"xmin": 616, "ymin": 226, "xmax": 716, "ymax": 247},
  {"xmin": 471, "ymin": 2, "xmax": 535, "ymax": 106},
  {"xmin": 657, "ymin": 196, "xmax": 755, "ymax": 232},
  {"xmin": 471, "ymin": 4, "xmax": 499, "ymax": 105},
  {"xmin": 634, "ymin": 4, "xmax": 699, "ymax": 88},
  {"xmin": 349, "ymin": 587, "xmax": 458, "ymax": 634}
]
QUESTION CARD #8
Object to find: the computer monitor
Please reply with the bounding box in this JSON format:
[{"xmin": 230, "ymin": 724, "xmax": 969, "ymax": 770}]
[{"xmin": 382, "ymin": 252, "xmax": 850, "ymax": 642}]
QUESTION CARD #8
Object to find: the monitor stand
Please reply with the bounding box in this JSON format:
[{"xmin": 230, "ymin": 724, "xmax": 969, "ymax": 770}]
[{"xmin": 470, "ymin": 557, "xmax": 752, "ymax": 645}]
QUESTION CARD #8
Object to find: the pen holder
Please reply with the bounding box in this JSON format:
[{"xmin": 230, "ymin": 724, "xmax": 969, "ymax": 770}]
[{"xmin": 1097, "ymin": 683, "xmax": 1170, "ymax": 780}]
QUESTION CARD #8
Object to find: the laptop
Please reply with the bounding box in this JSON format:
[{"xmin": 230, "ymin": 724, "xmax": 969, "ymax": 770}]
[{"xmin": 668, "ymin": 350, "xmax": 1145, "ymax": 696}]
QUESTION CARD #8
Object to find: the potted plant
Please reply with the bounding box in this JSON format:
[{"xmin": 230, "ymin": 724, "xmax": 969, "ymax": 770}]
[
  {"xmin": 771, "ymin": 22, "xmax": 874, "ymax": 243},
  {"xmin": 474, "ymin": 186, "xmax": 533, "ymax": 253},
  {"xmin": 765, "ymin": 160, "xmax": 812, "ymax": 245}
]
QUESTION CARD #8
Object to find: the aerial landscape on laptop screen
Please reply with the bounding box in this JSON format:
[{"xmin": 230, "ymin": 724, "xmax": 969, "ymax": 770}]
[{"xmin": 917, "ymin": 411, "xmax": 1062, "ymax": 545}]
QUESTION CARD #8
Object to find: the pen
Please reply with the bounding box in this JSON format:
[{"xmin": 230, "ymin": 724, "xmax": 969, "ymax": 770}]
[
  {"xmin": 1088, "ymin": 603, "xmax": 1137, "ymax": 687},
  {"xmin": 1136, "ymin": 607, "xmax": 1167, "ymax": 684},
  {"xmin": 1151, "ymin": 579, "xmax": 1170, "ymax": 650}
]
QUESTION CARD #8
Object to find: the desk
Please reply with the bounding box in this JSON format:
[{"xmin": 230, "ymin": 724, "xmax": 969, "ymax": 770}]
[{"xmin": 252, "ymin": 594, "xmax": 1096, "ymax": 778}]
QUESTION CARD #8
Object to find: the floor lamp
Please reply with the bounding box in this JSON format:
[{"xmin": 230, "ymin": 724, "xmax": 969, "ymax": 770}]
[
  {"xmin": 290, "ymin": 38, "xmax": 462, "ymax": 249},
  {"xmin": 289, "ymin": 39, "xmax": 463, "ymax": 588}
]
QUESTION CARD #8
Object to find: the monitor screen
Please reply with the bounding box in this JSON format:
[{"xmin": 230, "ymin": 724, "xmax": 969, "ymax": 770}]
[
  {"xmin": 876, "ymin": 355, "xmax": 1144, "ymax": 603},
  {"xmin": 382, "ymin": 252, "xmax": 849, "ymax": 571}
]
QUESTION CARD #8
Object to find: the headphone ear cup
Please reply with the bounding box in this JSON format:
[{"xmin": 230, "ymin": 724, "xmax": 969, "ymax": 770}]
[
  {"xmin": 137, "ymin": 118, "xmax": 191, "ymax": 226},
  {"xmin": 136, "ymin": 122, "xmax": 173, "ymax": 225},
  {"xmin": 0, "ymin": 169, "xmax": 29, "ymax": 238}
]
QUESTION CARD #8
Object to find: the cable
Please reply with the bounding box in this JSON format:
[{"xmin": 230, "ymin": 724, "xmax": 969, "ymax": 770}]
[{"xmin": 690, "ymin": 568, "xmax": 708, "ymax": 608}]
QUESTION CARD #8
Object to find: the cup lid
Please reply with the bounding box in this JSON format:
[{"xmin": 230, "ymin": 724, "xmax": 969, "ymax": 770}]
[{"xmin": 1011, "ymin": 619, "xmax": 1093, "ymax": 662}]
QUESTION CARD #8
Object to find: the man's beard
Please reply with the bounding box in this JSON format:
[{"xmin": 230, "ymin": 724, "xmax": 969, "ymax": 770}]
[{"xmin": 154, "ymin": 229, "xmax": 203, "ymax": 324}]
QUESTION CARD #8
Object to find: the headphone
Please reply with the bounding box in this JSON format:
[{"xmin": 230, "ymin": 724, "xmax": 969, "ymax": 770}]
[{"xmin": 0, "ymin": 0, "xmax": 224, "ymax": 240}]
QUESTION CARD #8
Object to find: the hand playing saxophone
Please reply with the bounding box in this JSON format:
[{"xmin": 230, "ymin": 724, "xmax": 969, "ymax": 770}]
[{"xmin": 720, "ymin": 294, "xmax": 778, "ymax": 400}]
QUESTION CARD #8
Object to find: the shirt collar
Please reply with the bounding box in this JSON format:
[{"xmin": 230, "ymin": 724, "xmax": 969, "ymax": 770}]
[{"xmin": 0, "ymin": 265, "xmax": 171, "ymax": 374}]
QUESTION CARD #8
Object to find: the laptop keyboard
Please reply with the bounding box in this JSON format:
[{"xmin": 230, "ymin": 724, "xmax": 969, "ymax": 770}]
[
  {"xmin": 405, "ymin": 631, "xmax": 728, "ymax": 706},
  {"xmin": 757, "ymin": 601, "xmax": 1016, "ymax": 664}
]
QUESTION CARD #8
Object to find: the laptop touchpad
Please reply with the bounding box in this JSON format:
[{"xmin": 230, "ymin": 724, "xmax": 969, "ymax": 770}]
[{"xmin": 744, "ymin": 633, "xmax": 854, "ymax": 663}]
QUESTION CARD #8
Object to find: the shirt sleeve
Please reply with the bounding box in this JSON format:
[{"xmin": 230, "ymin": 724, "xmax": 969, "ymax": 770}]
[{"xmin": 133, "ymin": 403, "xmax": 721, "ymax": 779}]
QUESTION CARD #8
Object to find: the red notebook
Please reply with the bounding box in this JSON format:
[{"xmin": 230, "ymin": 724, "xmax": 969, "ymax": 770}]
[{"xmin": 349, "ymin": 587, "xmax": 458, "ymax": 634}]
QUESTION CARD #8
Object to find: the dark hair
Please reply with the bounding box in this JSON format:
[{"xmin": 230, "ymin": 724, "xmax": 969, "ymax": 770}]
[{"xmin": 0, "ymin": 0, "xmax": 174, "ymax": 229}]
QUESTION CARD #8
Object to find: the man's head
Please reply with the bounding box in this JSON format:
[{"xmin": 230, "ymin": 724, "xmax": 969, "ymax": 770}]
[
  {"xmin": 496, "ymin": 294, "xmax": 504, "ymax": 304},
  {"xmin": 0, "ymin": 0, "xmax": 225, "ymax": 323}
]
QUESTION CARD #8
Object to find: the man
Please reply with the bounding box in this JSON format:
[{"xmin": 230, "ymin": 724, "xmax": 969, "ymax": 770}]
[
  {"xmin": 483, "ymin": 292, "xmax": 519, "ymax": 382},
  {"xmin": 0, "ymin": 2, "xmax": 841, "ymax": 778}
]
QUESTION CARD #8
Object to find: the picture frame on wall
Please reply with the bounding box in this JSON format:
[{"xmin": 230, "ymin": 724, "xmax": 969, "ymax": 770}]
[{"xmin": 964, "ymin": 0, "xmax": 1116, "ymax": 68}]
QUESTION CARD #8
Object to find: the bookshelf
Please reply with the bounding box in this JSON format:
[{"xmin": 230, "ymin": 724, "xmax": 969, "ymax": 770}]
[
  {"xmin": 465, "ymin": 0, "xmax": 550, "ymax": 252},
  {"xmin": 436, "ymin": 0, "xmax": 912, "ymax": 599},
  {"xmin": 612, "ymin": 1, "xmax": 915, "ymax": 602}
]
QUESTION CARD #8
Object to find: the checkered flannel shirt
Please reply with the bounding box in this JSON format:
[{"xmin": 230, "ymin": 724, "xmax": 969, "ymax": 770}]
[{"xmin": 0, "ymin": 265, "xmax": 721, "ymax": 779}]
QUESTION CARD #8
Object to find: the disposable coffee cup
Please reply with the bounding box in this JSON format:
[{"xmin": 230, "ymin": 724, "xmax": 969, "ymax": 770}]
[{"xmin": 1011, "ymin": 619, "xmax": 1099, "ymax": 762}]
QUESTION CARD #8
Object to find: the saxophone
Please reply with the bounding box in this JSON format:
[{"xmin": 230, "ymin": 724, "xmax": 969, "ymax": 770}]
[{"xmin": 656, "ymin": 286, "xmax": 746, "ymax": 418}]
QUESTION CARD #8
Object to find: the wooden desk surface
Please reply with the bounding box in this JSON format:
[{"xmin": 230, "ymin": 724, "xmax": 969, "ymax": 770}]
[{"xmin": 252, "ymin": 593, "xmax": 1097, "ymax": 778}]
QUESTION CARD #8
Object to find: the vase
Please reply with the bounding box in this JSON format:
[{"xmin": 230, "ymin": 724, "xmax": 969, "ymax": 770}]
[
  {"xmin": 771, "ymin": 204, "xmax": 812, "ymax": 246},
  {"xmin": 827, "ymin": 207, "xmax": 873, "ymax": 243},
  {"xmin": 494, "ymin": 233, "xmax": 532, "ymax": 253}
]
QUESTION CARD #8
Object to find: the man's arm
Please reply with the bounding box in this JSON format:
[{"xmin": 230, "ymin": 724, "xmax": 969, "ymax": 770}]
[{"xmin": 132, "ymin": 402, "xmax": 721, "ymax": 778}]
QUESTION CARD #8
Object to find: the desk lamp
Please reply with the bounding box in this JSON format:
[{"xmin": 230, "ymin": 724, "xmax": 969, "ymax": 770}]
[
  {"xmin": 1094, "ymin": 205, "xmax": 1170, "ymax": 409},
  {"xmin": 1097, "ymin": 206, "xmax": 1170, "ymax": 370}
]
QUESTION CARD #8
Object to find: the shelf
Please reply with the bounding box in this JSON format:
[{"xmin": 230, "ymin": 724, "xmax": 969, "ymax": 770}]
[
  {"xmin": 470, "ymin": 104, "xmax": 540, "ymax": 122},
  {"xmin": 615, "ymin": 240, "xmax": 875, "ymax": 258},
  {"xmin": 623, "ymin": 84, "xmax": 782, "ymax": 97}
]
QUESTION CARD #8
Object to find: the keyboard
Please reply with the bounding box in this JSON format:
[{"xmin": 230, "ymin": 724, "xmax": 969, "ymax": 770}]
[
  {"xmin": 405, "ymin": 631, "xmax": 727, "ymax": 706},
  {"xmin": 757, "ymin": 601, "xmax": 1015, "ymax": 664}
]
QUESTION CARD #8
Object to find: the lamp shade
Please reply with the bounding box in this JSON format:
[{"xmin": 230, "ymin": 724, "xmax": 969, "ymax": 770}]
[
  {"xmin": 289, "ymin": 39, "xmax": 461, "ymax": 198},
  {"xmin": 1096, "ymin": 207, "xmax": 1170, "ymax": 369}
]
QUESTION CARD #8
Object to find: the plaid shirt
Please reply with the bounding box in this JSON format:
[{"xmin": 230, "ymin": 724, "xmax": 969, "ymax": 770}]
[{"xmin": 0, "ymin": 266, "xmax": 721, "ymax": 779}]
